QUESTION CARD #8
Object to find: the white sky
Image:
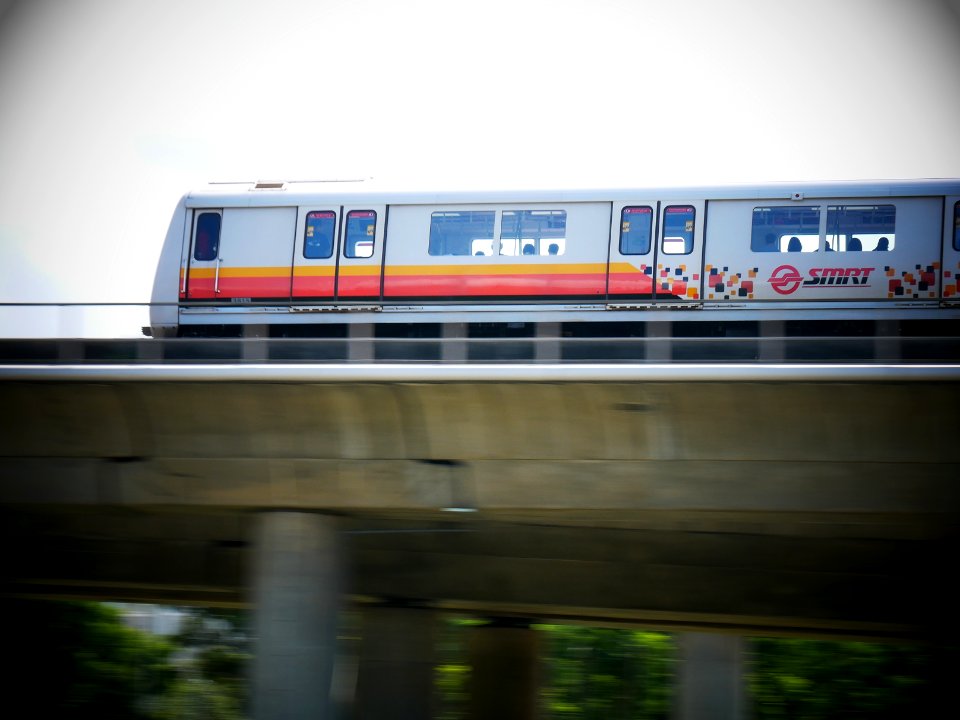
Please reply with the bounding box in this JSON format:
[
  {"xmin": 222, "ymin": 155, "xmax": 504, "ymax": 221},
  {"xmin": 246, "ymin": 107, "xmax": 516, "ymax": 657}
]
[{"xmin": 1, "ymin": 0, "xmax": 959, "ymax": 336}]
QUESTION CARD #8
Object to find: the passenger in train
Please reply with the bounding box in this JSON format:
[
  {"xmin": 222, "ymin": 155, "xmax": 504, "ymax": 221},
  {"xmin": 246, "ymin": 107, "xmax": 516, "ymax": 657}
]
[
  {"xmin": 848, "ymin": 237, "xmax": 862, "ymax": 251},
  {"xmin": 548, "ymin": 243, "xmax": 560, "ymax": 255},
  {"xmin": 876, "ymin": 237, "xmax": 890, "ymax": 251},
  {"xmin": 787, "ymin": 236, "xmax": 802, "ymax": 252},
  {"xmin": 522, "ymin": 244, "xmax": 535, "ymax": 255}
]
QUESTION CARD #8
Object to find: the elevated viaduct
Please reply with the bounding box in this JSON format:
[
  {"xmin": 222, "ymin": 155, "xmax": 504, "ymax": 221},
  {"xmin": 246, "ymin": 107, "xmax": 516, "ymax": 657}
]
[{"xmin": 2, "ymin": 342, "xmax": 959, "ymax": 719}]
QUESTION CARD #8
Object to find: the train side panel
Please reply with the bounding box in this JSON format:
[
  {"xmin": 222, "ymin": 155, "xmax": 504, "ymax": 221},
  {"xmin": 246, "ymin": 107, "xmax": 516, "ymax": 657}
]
[
  {"xmin": 653, "ymin": 200, "xmax": 705, "ymax": 302},
  {"xmin": 703, "ymin": 197, "xmax": 942, "ymax": 302},
  {"xmin": 335, "ymin": 203, "xmax": 387, "ymax": 299},
  {"xmin": 383, "ymin": 202, "xmax": 610, "ymax": 300},
  {"xmin": 185, "ymin": 207, "xmax": 296, "ymax": 300},
  {"xmin": 606, "ymin": 199, "xmax": 706, "ymax": 303},
  {"xmin": 291, "ymin": 205, "xmax": 339, "ymax": 299},
  {"xmin": 608, "ymin": 201, "xmax": 657, "ymax": 298}
]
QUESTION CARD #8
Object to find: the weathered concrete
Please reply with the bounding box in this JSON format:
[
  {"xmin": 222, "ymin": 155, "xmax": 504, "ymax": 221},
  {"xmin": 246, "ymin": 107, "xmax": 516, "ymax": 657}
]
[
  {"xmin": 674, "ymin": 633, "xmax": 746, "ymax": 720},
  {"xmin": 1, "ymin": 368, "xmax": 956, "ymax": 720},
  {"xmin": 249, "ymin": 512, "xmax": 343, "ymax": 720},
  {"xmin": 1, "ymin": 380, "xmax": 956, "ymax": 465},
  {"xmin": 1, "ymin": 377, "xmax": 958, "ymax": 638}
]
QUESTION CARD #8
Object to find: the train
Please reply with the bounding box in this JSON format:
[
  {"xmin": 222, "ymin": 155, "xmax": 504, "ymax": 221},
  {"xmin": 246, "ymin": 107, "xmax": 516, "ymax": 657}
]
[{"xmin": 148, "ymin": 178, "xmax": 960, "ymax": 340}]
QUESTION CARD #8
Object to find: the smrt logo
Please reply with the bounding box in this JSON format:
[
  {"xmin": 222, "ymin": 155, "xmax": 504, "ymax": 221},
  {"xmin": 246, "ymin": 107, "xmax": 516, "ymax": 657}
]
[
  {"xmin": 767, "ymin": 265, "xmax": 875, "ymax": 295},
  {"xmin": 768, "ymin": 265, "xmax": 804, "ymax": 295}
]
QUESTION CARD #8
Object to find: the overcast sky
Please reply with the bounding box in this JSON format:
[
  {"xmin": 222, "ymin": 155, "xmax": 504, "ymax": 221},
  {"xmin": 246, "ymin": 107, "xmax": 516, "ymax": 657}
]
[{"xmin": 1, "ymin": 0, "xmax": 959, "ymax": 336}]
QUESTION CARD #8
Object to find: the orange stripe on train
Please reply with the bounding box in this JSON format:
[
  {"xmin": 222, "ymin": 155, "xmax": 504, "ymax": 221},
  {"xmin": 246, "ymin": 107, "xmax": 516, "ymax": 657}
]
[{"xmin": 188, "ymin": 266, "xmax": 291, "ymax": 279}]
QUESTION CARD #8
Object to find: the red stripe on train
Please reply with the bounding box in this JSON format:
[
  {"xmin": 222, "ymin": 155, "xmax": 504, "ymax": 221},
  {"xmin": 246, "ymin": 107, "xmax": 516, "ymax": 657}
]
[
  {"xmin": 384, "ymin": 273, "xmax": 606, "ymax": 297},
  {"xmin": 292, "ymin": 277, "xmax": 335, "ymax": 298},
  {"xmin": 338, "ymin": 275, "xmax": 381, "ymax": 297},
  {"xmin": 608, "ymin": 273, "xmax": 655, "ymax": 295}
]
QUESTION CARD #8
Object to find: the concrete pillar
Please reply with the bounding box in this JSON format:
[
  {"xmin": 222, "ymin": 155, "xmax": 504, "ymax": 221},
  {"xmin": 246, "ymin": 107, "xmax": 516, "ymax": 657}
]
[
  {"xmin": 645, "ymin": 321, "xmax": 672, "ymax": 361},
  {"xmin": 467, "ymin": 619, "xmax": 540, "ymax": 720},
  {"xmin": 674, "ymin": 632, "xmax": 746, "ymax": 720},
  {"xmin": 535, "ymin": 321, "xmax": 560, "ymax": 362},
  {"xmin": 441, "ymin": 322, "xmax": 467, "ymax": 362},
  {"xmin": 249, "ymin": 512, "xmax": 343, "ymax": 720},
  {"xmin": 354, "ymin": 604, "xmax": 437, "ymax": 720},
  {"xmin": 348, "ymin": 323, "xmax": 374, "ymax": 361},
  {"xmin": 759, "ymin": 320, "xmax": 786, "ymax": 362}
]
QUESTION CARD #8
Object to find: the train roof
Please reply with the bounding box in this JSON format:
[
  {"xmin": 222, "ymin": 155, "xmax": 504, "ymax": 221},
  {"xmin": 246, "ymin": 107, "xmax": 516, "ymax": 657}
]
[{"xmin": 183, "ymin": 177, "xmax": 960, "ymax": 208}]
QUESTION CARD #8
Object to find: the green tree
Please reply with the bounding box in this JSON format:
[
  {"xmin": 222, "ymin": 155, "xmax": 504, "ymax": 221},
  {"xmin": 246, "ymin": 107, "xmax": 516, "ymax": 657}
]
[
  {"xmin": 2, "ymin": 599, "xmax": 176, "ymax": 720},
  {"xmin": 165, "ymin": 607, "xmax": 251, "ymax": 720},
  {"xmin": 748, "ymin": 637, "xmax": 935, "ymax": 719},
  {"xmin": 540, "ymin": 625, "xmax": 674, "ymax": 720}
]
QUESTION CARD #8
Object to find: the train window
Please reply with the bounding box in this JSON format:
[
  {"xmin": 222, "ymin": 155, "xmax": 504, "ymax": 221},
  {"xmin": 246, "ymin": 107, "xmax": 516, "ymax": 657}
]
[
  {"xmin": 193, "ymin": 211, "xmax": 221, "ymax": 261},
  {"xmin": 499, "ymin": 210, "xmax": 567, "ymax": 256},
  {"xmin": 826, "ymin": 205, "xmax": 895, "ymax": 252},
  {"xmin": 661, "ymin": 205, "xmax": 695, "ymax": 255},
  {"xmin": 304, "ymin": 211, "xmax": 336, "ymax": 259},
  {"xmin": 751, "ymin": 206, "xmax": 820, "ymax": 252},
  {"xmin": 429, "ymin": 211, "xmax": 496, "ymax": 256},
  {"xmin": 954, "ymin": 201, "xmax": 960, "ymax": 250},
  {"xmin": 620, "ymin": 206, "xmax": 653, "ymax": 255},
  {"xmin": 344, "ymin": 210, "xmax": 376, "ymax": 258}
]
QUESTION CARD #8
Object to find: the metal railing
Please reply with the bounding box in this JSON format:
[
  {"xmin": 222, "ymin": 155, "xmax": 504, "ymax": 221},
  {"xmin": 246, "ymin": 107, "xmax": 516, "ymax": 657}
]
[
  {"xmin": 1, "ymin": 333, "xmax": 959, "ymax": 366},
  {"xmin": 1, "ymin": 303, "xmax": 958, "ymax": 365}
]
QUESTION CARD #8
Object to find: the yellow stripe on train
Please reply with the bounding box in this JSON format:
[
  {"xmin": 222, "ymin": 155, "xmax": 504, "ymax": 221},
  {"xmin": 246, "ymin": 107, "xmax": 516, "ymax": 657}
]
[{"xmin": 188, "ymin": 266, "xmax": 290, "ymax": 279}]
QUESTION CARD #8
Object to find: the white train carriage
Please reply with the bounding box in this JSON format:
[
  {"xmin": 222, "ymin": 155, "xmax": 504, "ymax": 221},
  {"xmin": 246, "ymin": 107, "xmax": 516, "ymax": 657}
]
[{"xmin": 148, "ymin": 178, "xmax": 960, "ymax": 338}]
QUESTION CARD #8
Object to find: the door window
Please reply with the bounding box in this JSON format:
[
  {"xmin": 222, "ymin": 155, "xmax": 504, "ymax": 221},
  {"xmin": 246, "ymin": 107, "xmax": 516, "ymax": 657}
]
[
  {"xmin": 193, "ymin": 212, "xmax": 221, "ymax": 261},
  {"xmin": 662, "ymin": 205, "xmax": 695, "ymax": 255},
  {"xmin": 344, "ymin": 210, "xmax": 376, "ymax": 258}
]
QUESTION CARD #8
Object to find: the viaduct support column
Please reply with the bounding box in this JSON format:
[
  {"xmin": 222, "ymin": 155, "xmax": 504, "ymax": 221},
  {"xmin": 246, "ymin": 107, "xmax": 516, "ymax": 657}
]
[
  {"xmin": 354, "ymin": 603, "xmax": 437, "ymax": 719},
  {"xmin": 249, "ymin": 511, "xmax": 343, "ymax": 720},
  {"xmin": 674, "ymin": 632, "xmax": 747, "ymax": 720},
  {"xmin": 467, "ymin": 619, "xmax": 540, "ymax": 720}
]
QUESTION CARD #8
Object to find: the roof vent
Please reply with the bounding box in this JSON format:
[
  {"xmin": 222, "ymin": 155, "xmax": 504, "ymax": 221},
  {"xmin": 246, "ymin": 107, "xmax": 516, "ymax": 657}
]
[{"xmin": 252, "ymin": 181, "xmax": 286, "ymax": 191}]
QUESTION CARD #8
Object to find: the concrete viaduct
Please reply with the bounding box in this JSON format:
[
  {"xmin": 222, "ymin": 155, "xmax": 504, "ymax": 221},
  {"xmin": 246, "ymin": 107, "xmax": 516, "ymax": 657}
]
[{"xmin": 1, "ymin": 357, "xmax": 959, "ymax": 719}]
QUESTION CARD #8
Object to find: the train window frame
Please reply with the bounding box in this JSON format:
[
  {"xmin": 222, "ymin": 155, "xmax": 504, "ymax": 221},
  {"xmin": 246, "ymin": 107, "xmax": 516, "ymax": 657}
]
[
  {"xmin": 498, "ymin": 209, "xmax": 567, "ymax": 257},
  {"xmin": 750, "ymin": 206, "xmax": 821, "ymax": 253},
  {"xmin": 429, "ymin": 210, "xmax": 497, "ymax": 257},
  {"xmin": 193, "ymin": 211, "xmax": 221, "ymax": 261},
  {"xmin": 620, "ymin": 206, "xmax": 653, "ymax": 255},
  {"xmin": 954, "ymin": 201, "xmax": 960, "ymax": 251},
  {"xmin": 661, "ymin": 205, "xmax": 695, "ymax": 255},
  {"xmin": 825, "ymin": 204, "xmax": 896, "ymax": 252},
  {"xmin": 343, "ymin": 210, "xmax": 377, "ymax": 259},
  {"xmin": 303, "ymin": 210, "xmax": 337, "ymax": 259}
]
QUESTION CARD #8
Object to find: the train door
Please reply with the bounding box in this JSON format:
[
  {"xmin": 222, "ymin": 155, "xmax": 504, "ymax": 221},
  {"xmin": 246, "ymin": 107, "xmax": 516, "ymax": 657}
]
[
  {"xmin": 608, "ymin": 201, "xmax": 658, "ymax": 301},
  {"xmin": 292, "ymin": 206, "xmax": 340, "ymax": 300},
  {"xmin": 653, "ymin": 200, "xmax": 705, "ymax": 302},
  {"xmin": 185, "ymin": 207, "xmax": 296, "ymax": 301},
  {"xmin": 943, "ymin": 196, "xmax": 960, "ymax": 302},
  {"xmin": 335, "ymin": 204, "xmax": 386, "ymax": 301}
]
